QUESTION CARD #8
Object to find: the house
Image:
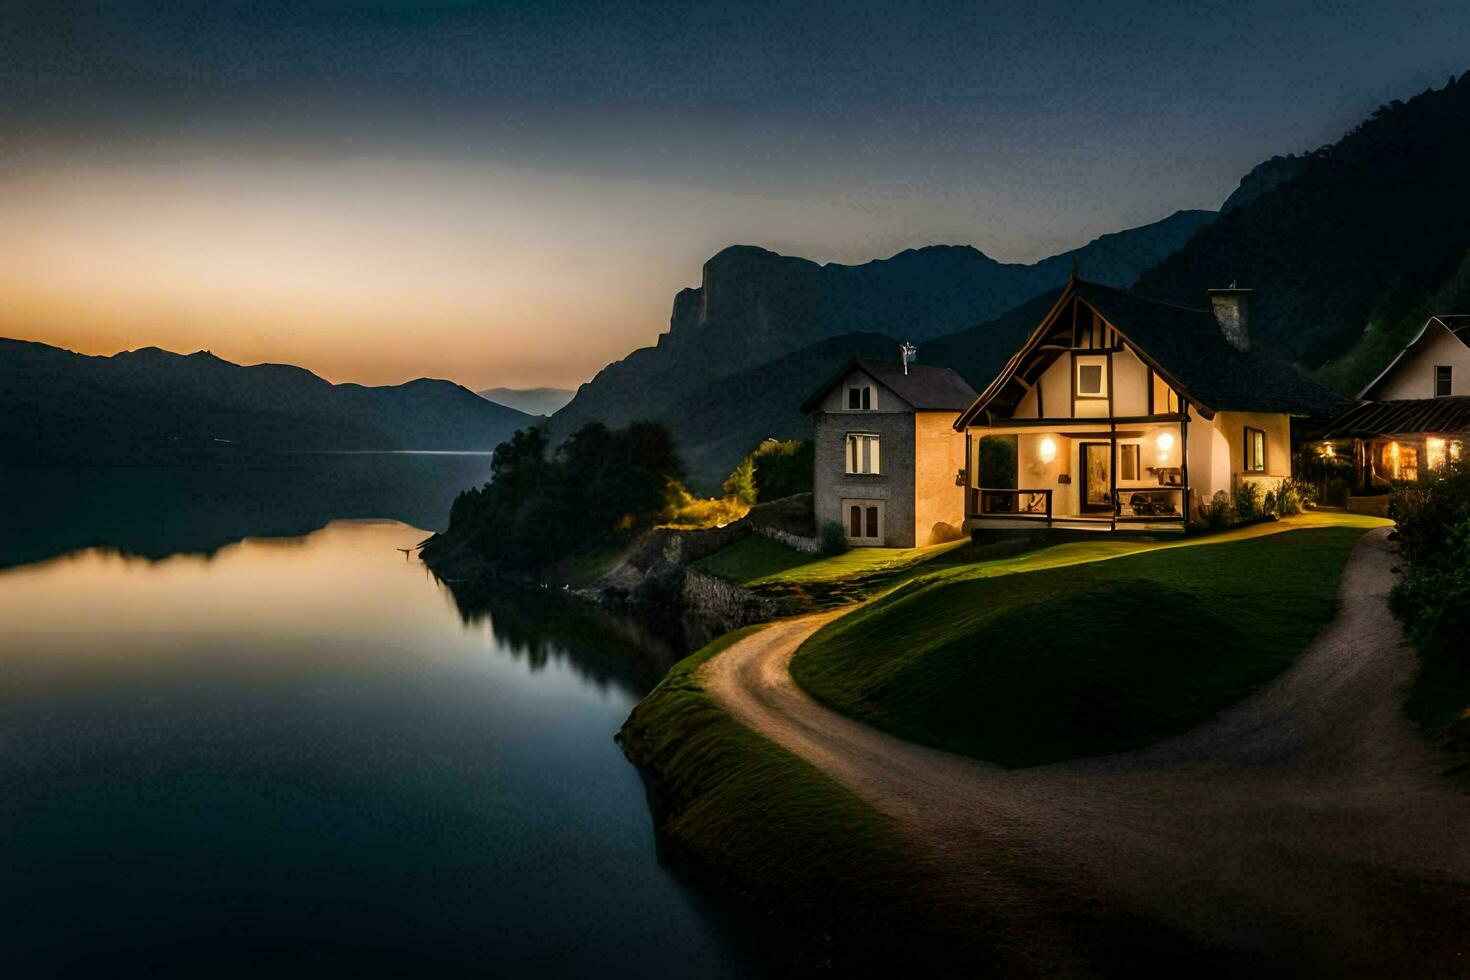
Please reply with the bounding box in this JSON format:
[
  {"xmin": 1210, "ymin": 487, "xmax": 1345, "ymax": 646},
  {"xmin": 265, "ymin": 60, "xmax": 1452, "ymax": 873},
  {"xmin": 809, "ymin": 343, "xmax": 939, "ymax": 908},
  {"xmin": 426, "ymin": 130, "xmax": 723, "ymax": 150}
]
[
  {"xmin": 801, "ymin": 355, "xmax": 977, "ymax": 547},
  {"xmin": 1307, "ymin": 398, "xmax": 1469, "ymax": 494},
  {"xmin": 1301, "ymin": 315, "xmax": 1470, "ymax": 508},
  {"xmin": 953, "ymin": 275, "xmax": 1345, "ymax": 533},
  {"xmin": 1358, "ymin": 315, "xmax": 1470, "ymax": 400}
]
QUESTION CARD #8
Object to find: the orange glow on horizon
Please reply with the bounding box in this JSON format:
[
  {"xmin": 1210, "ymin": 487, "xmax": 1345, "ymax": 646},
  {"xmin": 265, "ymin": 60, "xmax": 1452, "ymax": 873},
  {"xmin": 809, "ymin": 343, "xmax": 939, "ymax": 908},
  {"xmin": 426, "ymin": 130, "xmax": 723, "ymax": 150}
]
[{"xmin": 0, "ymin": 156, "xmax": 934, "ymax": 390}]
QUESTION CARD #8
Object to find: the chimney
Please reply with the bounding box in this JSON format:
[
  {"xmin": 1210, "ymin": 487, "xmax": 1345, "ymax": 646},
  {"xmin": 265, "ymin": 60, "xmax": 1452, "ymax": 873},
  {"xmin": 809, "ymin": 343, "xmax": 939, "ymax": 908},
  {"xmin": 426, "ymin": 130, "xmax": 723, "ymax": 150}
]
[{"xmin": 1208, "ymin": 285, "xmax": 1252, "ymax": 352}]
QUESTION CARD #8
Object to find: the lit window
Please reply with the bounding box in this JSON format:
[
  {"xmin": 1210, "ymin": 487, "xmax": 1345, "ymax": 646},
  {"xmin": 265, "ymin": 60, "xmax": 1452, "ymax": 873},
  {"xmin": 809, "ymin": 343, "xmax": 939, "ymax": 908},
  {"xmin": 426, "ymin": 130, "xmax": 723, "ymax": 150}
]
[
  {"xmin": 1435, "ymin": 366, "xmax": 1452, "ymax": 398},
  {"xmin": 846, "ymin": 386, "xmax": 873, "ymax": 410},
  {"xmin": 1075, "ymin": 357, "xmax": 1107, "ymax": 399},
  {"xmin": 1120, "ymin": 444, "xmax": 1140, "ymax": 481},
  {"xmin": 1150, "ymin": 371, "xmax": 1180, "ymax": 414},
  {"xmin": 1244, "ymin": 427, "xmax": 1266, "ymax": 472},
  {"xmin": 845, "ymin": 433, "xmax": 881, "ymax": 474}
]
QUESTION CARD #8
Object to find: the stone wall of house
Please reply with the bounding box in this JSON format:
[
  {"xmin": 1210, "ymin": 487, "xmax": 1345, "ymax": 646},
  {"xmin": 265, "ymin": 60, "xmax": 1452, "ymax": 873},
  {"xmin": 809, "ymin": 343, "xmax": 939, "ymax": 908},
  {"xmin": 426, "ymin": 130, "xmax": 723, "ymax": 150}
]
[{"xmin": 812, "ymin": 409, "xmax": 916, "ymax": 547}]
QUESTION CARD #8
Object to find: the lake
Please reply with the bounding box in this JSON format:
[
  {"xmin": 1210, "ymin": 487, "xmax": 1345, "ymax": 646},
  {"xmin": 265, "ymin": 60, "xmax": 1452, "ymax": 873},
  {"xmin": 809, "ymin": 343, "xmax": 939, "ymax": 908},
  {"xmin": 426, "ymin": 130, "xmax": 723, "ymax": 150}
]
[{"xmin": 0, "ymin": 456, "xmax": 772, "ymax": 975}]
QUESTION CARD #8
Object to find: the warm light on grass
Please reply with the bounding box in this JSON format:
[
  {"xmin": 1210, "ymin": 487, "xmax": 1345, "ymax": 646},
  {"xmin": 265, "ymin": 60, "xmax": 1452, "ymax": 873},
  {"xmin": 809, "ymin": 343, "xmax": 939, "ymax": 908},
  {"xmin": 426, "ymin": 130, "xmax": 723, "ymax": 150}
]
[{"xmin": 791, "ymin": 514, "xmax": 1385, "ymax": 767}]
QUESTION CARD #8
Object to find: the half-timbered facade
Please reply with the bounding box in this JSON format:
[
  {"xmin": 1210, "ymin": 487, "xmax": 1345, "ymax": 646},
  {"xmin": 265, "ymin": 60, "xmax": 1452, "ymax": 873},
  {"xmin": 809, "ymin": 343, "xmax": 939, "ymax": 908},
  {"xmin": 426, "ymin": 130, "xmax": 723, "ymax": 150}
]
[{"xmin": 953, "ymin": 276, "xmax": 1344, "ymax": 533}]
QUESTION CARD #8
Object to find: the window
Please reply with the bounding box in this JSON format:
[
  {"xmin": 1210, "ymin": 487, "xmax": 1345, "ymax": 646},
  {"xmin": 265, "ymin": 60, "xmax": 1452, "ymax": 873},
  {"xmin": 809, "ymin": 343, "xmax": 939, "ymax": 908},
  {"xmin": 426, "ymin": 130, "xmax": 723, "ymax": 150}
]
[
  {"xmin": 845, "ymin": 433, "xmax": 880, "ymax": 474},
  {"xmin": 1435, "ymin": 365, "xmax": 1452, "ymax": 398},
  {"xmin": 846, "ymin": 385, "xmax": 873, "ymax": 410},
  {"xmin": 1075, "ymin": 356, "xmax": 1107, "ymax": 399},
  {"xmin": 1150, "ymin": 371, "xmax": 1180, "ymax": 414},
  {"xmin": 1120, "ymin": 444, "xmax": 1140, "ymax": 481},
  {"xmin": 843, "ymin": 499, "xmax": 884, "ymax": 541},
  {"xmin": 1244, "ymin": 426, "xmax": 1266, "ymax": 472}
]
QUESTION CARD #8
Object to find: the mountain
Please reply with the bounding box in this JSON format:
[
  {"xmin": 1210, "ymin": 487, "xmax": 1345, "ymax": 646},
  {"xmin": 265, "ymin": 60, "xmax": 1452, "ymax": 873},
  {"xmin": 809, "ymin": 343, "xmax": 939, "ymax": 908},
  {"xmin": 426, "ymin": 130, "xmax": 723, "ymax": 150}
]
[
  {"xmin": 641, "ymin": 291, "xmax": 1064, "ymax": 489},
  {"xmin": 0, "ymin": 339, "xmax": 536, "ymax": 461},
  {"xmin": 1135, "ymin": 71, "xmax": 1470, "ymax": 392},
  {"xmin": 477, "ymin": 386, "xmax": 575, "ymax": 416},
  {"xmin": 550, "ymin": 209, "xmax": 1214, "ymax": 458},
  {"xmin": 1219, "ymin": 155, "xmax": 1310, "ymax": 213}
]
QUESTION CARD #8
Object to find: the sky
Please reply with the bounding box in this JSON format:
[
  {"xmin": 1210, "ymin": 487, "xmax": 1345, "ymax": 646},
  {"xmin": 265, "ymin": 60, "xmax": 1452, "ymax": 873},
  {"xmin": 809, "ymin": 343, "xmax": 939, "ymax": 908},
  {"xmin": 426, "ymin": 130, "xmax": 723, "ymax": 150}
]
[{"xmin": 3, "ymin": 1, "xmax": 1468, "ymax": 390}]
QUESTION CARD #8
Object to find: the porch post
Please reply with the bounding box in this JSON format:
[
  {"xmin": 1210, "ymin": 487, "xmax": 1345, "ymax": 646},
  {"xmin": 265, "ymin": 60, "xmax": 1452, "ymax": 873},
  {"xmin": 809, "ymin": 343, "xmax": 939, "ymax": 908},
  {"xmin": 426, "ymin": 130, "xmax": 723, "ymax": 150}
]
[
  {"xmin": 1109, "ymin": 420, "xmax": 1118, "ymax": 531},
  {"xmin": 1180, "ymin": 411, "xmax": 1190, "ymax": 524}
]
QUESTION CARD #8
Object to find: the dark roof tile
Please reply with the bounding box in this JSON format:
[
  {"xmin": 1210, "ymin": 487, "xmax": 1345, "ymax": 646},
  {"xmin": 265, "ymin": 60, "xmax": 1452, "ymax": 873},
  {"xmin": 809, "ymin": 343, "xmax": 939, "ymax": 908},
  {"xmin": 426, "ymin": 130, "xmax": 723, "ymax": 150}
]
[
  {"xmin": 1074, "ymin": 281, "xmax": 1347, "ymax": 417},
  {"xmin": 1311, "ymin": 397, "xmax": 1470, "ymax": 439},
  {"xmin": 801, "ymin": 358, "xmax": 977, "ymax": 413}
]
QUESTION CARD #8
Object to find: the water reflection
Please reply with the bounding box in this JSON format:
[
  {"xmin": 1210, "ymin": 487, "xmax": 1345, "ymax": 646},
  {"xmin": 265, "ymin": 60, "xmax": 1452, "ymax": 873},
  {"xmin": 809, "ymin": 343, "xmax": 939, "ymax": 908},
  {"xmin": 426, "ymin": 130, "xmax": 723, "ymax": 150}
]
[
  {"xmin": 0, "ymin": 452, "xmax": 492, "ymax": 569},
  {"xmin": 0, "ymin": 517, "xmax": 768, "ymax": 975},
  {"xmin": 436, "ymin": 579, "xmax": 689, "ymax": 696}
]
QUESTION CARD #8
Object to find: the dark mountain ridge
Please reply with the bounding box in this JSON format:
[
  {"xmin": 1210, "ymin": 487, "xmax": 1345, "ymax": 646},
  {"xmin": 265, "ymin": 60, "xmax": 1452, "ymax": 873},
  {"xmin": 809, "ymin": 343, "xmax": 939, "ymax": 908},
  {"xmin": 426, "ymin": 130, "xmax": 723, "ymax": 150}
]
[
  {"xmin": 477, "ymin": 386, "xmax": 575, "ymax": 417},
  {"xmin": 0, "ymin": 339, "xmax": 534, "ymax": 460},
  {"xmin": 551, "ymin": 209, "xmax": 1215, "ymax": 449},
  {"xmin": 1135, "ymin": 71, "xmax": 1470, "ymax": 388}
]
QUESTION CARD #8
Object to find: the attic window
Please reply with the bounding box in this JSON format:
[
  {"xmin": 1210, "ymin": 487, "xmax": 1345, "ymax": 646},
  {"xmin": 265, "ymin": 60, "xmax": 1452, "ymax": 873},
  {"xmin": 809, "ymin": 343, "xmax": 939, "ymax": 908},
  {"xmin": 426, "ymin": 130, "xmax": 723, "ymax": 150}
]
[
  {"xmin": 1075, "ymin": 356, "xmax": 1107, "ymax": 399},
  {"xmin": 1435, "ymin": 365, "xmax": 1452, "ymax": 398},
  {"xmin": 846, "ymin": 385, "xmax": 874, "ymax": 410}
]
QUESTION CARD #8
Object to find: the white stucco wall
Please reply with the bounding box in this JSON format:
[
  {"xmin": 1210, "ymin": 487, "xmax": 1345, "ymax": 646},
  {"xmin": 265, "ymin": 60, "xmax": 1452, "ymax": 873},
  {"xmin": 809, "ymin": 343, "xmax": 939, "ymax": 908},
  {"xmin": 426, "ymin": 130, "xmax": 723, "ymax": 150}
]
[{"xmin": 1364, "ymin": 321, "xmax": 1470, "ymax": 399}]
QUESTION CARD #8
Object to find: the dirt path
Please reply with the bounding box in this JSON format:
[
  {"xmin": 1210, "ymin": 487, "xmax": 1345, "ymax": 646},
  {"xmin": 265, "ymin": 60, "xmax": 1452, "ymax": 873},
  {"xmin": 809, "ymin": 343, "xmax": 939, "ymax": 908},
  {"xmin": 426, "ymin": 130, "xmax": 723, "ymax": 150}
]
[{"xmin": 700, "ymin": 528, "xmax": 1470, "ymax": 974}]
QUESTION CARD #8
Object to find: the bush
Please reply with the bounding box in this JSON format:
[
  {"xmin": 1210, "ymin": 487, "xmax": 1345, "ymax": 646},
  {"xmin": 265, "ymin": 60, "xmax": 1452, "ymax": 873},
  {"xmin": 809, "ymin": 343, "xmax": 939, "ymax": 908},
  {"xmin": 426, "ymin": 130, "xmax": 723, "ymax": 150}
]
[
  {"xmin": 1233, "ymin": 481, "xmax": 1263, "ymax": 522},
  {"xmin": 1274, "ymin": 478, "xmax": 1307, "ymax": 517},
  {"xmin": 820, "ymin": 521, "xmax": 850, "ymax": 556},
  {"xmin": 1203, "ymin": 490, "xmax": 1232, "ymax": 530},
  {"xmin": 723, "ymin": 439, "xmax": 813, "ymax": 505},
  {"xmin": 1389, "ymin": 473, "xmax": 1470, "ymax": 728}
]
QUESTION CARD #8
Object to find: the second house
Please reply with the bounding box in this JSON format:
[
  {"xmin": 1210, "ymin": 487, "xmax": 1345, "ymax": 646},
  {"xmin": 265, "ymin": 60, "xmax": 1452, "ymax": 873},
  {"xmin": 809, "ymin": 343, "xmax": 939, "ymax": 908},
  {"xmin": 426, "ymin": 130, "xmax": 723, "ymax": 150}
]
[{"xmin": 801, "ymin": 355, "xmax": 977, "ymax": 547}]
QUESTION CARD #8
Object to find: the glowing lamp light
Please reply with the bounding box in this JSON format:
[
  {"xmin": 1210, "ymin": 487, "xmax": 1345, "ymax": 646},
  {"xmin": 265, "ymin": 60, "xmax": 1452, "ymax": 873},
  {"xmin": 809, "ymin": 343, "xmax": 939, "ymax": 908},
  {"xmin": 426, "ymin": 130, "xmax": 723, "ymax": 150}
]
[
  {"xmin": 1155, "ymin": 431, "xmax": 1174, "ymax": 463},
  {"xmin": 1038, "ymin": 437, "xmax": 1057, "ymax": 464}
]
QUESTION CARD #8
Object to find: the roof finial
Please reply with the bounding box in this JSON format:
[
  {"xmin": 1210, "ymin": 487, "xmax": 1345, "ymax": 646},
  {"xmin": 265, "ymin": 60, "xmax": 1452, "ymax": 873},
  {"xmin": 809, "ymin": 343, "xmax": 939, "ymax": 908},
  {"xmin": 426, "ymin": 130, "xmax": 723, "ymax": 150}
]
[{"xmin": 1070, "ymin": 259, "xmax": 1079, "ymax": 283}]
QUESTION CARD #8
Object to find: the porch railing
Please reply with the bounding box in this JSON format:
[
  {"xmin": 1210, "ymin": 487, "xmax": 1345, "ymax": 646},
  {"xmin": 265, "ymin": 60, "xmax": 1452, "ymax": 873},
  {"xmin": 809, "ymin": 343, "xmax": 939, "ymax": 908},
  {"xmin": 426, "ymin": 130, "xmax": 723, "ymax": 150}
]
[{"xmin": 967, "ymin": 487, "xmax": 1053, "ymax": 521}]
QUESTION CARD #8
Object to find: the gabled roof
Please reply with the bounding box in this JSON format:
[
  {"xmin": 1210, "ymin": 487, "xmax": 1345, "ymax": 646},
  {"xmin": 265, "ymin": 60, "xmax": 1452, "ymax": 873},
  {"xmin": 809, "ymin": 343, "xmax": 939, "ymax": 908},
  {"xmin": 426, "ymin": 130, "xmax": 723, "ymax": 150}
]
[
  {"xmin": 1356, "ymin": 315, "xmax": 1470, "ymax": 399},
  {"xmin": 1310, "ymin": 397, "xmax": 1470, "ymax": 439},
  {"xmin": 955, "ymin": 278, "xmax": 1347, "ymax": 429},
  {"xmin": 800, "ymin": 357, "xmax": 977, "ymax": 413}
]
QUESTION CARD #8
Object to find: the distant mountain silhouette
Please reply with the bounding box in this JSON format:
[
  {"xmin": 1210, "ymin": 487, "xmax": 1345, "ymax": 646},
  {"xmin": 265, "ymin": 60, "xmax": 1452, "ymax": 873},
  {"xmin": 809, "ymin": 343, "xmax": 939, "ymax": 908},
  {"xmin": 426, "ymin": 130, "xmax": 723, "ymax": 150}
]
[
  {"xmin": 550, "ymin": 210, "xmax": 1213, "ymax": 488},
  {"xmin": 0, "ymin": 339, "xmax": 535, "ymax": 460},
  {"xmin": 477, "ymin": 386, "xmax": 575, "ymax": 417},
  {"xmin": 1135, "ymin": 71, "xmax": 1470, "ymax": 391},
  {"xmin": 643, "ymin": 293, "xmax": 1061, "ymax": 488},
  {"xmin": 1219, "ymin": 155, "xmax": 1310, "ymax": 213}
]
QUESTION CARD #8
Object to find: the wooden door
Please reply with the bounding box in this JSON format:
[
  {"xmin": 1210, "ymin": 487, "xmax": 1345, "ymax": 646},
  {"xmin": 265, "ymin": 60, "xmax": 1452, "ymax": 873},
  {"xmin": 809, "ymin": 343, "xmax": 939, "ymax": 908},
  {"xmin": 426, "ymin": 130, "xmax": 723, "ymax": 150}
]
[{"xmin": 1080, "ymin": 442, "xmax": 1112, "ymax": 513}]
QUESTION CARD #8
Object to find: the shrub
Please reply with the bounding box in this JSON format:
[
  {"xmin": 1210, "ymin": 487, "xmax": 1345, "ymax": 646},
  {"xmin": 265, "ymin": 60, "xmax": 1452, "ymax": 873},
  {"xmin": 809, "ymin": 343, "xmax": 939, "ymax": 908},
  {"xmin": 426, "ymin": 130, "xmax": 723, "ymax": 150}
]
[
  {"xmin": 1203, "ymin": 490, "xmax": 1232, "ymax": 530},
  {"xmin": 1274, "ymin": 478, "xmax": 1307, "ymax": 517},
  {"xmin": 723, "ymin": 439, "xmax": 814, "ymax": 505},
  {"xmin": 820, "ymin": 521, "xmax": 850, "ymax": 556},
  {"xmin": 1233, "ymin": 481, "xmax": 1262, "ymax": 522},
  {"xmin": 1389, "ymin": 473, "xmax": 1470, "ymax": 728}
]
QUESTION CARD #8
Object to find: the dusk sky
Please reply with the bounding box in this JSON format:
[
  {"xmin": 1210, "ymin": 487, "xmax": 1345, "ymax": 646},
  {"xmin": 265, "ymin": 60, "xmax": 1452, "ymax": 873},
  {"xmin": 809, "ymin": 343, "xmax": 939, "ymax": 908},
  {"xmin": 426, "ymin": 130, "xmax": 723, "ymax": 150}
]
[{"xmin": 4, "ymin": 0, "xmax": 1468, "ymax": 390}]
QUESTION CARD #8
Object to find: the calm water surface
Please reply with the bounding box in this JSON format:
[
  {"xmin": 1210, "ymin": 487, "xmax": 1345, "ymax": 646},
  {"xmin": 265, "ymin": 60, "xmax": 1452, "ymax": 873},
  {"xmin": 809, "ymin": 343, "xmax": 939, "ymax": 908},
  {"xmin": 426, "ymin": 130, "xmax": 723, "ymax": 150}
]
[{"xmin": 0, "ymin": 459, "xmax": 770, "ymax": 975}]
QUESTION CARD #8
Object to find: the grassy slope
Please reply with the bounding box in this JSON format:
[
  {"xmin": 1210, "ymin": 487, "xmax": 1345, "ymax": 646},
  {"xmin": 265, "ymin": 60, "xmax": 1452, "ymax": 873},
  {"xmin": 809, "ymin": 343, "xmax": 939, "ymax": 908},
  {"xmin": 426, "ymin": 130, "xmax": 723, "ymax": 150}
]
[
  {"xmin": 617, "ymin": 628, "xmax": 961, "ymax": 968},
  {"xmin": 694, "ymin": 534, "xmax": 967, "ymax": 586},
  {"xmin": 791, "ymin": 514, "xmax": 1384, "ymax": 767}
]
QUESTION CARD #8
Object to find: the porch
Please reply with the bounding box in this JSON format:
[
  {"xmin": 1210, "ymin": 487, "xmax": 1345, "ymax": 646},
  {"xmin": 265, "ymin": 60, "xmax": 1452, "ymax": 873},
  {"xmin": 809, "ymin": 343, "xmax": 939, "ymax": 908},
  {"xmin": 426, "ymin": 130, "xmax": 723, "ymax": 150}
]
[{"xmin": 964, "ymin": 419, "xmax": 1189, "ymax": 533}]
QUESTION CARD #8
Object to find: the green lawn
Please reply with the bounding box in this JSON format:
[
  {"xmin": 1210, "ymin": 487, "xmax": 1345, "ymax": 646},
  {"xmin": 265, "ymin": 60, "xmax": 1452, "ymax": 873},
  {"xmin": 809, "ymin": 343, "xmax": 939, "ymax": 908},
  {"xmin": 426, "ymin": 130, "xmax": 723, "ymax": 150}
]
[
  {"xmin": 617, "ymin": 627, "xmax": 962, "ymax": 964},
  {"xmin": 790, "ymin": 515, "xmax": 1382, "ymax": 768},
  {"xmin": 694, "ymin": 533, "xmax": 968, "ymax": 587}
]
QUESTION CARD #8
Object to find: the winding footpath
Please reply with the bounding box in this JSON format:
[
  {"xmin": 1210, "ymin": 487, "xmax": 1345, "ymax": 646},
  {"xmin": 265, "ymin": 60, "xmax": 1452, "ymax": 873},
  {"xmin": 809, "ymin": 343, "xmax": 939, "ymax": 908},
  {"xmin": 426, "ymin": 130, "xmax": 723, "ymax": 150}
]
[{"xmin": 700, "ymin": 528, "xmax": 1470, "ymax": 974}]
